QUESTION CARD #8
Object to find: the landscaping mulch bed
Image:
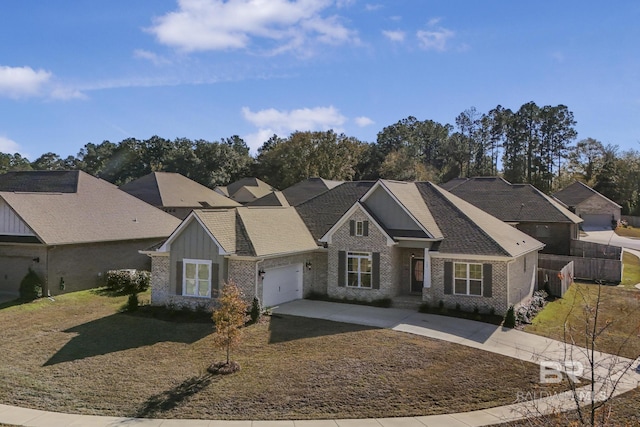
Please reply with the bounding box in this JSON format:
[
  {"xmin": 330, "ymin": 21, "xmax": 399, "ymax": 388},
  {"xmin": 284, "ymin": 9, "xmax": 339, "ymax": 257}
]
[{"xmin": 0, "ymin": 290, "xmax": 571, "ymax": 420}]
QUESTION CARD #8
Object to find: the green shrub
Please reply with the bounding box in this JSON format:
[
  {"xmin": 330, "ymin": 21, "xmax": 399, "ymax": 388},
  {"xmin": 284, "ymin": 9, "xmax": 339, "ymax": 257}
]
[
  {"xmin": 126, "ymin": 293, "xmax": 139, "ymax": 311},
  {"xmin": 504, "ymin": 306, "xmax": 516, "ymax": 328},
  {"xmin": 418, "ymin": 302, "xmax": 431, "ymax": 313},
  {"xmin": 19, "ymin": 268, "xmax": 43, "ymax": 301},
  {"xmin": 106, "ymin": 270, "xmax": 150, "ymax": 294},
  {"xmin": 249, "ymin": 297, "xmax": 261, "ymax": 323},
  {"xmin": 372, "ymin": 298, "xmax": 392, "ymax": 308}
]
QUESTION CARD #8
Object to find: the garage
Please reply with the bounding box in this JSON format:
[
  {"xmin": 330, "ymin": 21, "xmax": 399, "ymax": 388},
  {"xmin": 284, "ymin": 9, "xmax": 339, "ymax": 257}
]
[
  {"xmin": 581, "ymin": 214, "xmax": 613, "ymax": 230},
  {"xmin": 262, "ymin": 263, "xmax": 303, "ymax": 307}
]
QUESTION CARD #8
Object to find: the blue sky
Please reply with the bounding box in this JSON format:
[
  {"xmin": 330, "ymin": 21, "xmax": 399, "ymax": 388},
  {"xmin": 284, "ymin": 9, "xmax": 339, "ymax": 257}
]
[{"xmin": 1, "ymin": 0, "xmax": 639, "ymax": 160}]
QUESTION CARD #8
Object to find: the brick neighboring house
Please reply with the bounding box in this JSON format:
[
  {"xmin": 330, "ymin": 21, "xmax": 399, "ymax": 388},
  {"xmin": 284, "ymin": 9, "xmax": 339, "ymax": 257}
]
[
  {"xmin": 441, "ymin": 177, "xmax": 582, "ymax": 255},
  {"xmin": 0, "ymin": 170, "xmax": 181, "ymax": 298},
  {"xmin": 553, "ymin": 181, "xmax": 621, "ymax": 230},
  {"xmin": 120, "ymin": 172, "xmax": 240, "ymax": 219},
  {"xmin": 148, "ymin": 179, "xmax": 543, "ymax": 315}
]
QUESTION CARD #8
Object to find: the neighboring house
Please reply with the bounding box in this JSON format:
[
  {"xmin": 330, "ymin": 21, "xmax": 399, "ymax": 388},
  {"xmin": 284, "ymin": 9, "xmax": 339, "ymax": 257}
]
[
  {"xmin": 214, "ymin": 178, "xmax": 276, "ymax": 204},
  {"xmin": 441, "ymin": 177, "xmax": 582, "ymax": 255},
  {"xmin": 119, "ymin": 172, "xmax": 240, "ymax": 219},
  {"xmin": 553, "ymin": 181, "xmax": 621, "ymax": 230},
  {"xmin": 0, "ymin": 170, "xmax": 181, "ymax": 298},
  {"xmin": 147, "ymin": 179, "xmax": 544, "ymax": 315},
  {"xmin": 248, "ymin": 177, "xmax": 344, "ymax": 207}
]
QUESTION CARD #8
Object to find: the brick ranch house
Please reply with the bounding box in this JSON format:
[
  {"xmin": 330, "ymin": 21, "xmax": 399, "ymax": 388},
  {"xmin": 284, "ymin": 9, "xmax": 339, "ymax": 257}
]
[
  {"xmin": 0, "ymin": 170, "xmax": 180, "ymax": 298},
  {"xmin": 146, "ymin": 179, "xmax": 544, "ymax": 315}
]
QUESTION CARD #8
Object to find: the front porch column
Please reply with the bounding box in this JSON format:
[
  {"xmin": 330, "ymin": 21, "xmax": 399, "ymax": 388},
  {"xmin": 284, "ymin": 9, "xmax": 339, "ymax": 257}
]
[{"xmin": 423, "ymin": 248, "xmax": 431, "ymax": 288}]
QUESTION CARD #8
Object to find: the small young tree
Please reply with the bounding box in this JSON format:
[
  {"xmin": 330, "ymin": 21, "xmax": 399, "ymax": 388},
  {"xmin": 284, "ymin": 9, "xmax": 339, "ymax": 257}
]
[{"xmin": 210, "ymin": 281, "xmax": 248, "ymax": 374}]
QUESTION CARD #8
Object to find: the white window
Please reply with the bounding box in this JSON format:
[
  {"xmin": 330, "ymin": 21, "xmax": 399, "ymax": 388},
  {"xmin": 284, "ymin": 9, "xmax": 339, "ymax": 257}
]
[
  {"xmin": 347, "ymin": 251, "xmax": 372, "ymax": 288},
  {"xmin": 454, "ymin": 262, "xmax": 482, "ymax": 296},
  {"xmin": 355, "ymin": 221, "xmax": 364, "ymax": 236},
  {"xmin": 183, "ymin": 259, "xmax": 212, "ymax": 297}
]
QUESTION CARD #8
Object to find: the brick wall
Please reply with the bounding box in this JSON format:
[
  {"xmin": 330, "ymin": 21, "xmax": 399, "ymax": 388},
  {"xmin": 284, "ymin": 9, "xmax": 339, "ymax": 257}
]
[
  {"xmin": 508, "ymin": 251, "xmax": 537, "ymax": 307},
  {"xmin": 327, "ymin": 208, "xmax": 394, "ymax": 302},
  {"xmin": 45, "ymin": 239, "xmax": 155, "ymax": 295},
  {"xmin": 0, "ymin": 245, "xmax": 47, "ymax": 296},
  {"xmin": 430, "ymin": 257, "xmax": 509, "ymax": 315},
  {"xmin": 577, "ymin": 195, "xmax": 620, "ymax": 220},
  {"xmin": 149, "ymin": 254, "xmax": 217, "ymax": 310}
]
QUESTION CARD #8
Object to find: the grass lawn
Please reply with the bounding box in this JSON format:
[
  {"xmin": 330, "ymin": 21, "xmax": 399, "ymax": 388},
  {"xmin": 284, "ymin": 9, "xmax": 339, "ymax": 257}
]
[
  {"xmin": 525, "ymin": 283, "xmax": 640, "ymax": 359},
  {"xmin": 0, "ymin": 289, "xmax": 572, "ymax": 420},
  {"xmin": 622, "ymin": 250, "xmax": 640, "ymax": 290},
  {"xmin": 615, "ymin": 225, "xmax": 640, "ymax": 239}
]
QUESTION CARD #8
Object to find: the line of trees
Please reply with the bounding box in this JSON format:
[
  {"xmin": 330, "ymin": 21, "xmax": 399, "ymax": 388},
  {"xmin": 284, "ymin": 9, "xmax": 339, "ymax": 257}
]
[{"xmin": 1, "ymin": 101, "xmax": 637, "ymax": 213}]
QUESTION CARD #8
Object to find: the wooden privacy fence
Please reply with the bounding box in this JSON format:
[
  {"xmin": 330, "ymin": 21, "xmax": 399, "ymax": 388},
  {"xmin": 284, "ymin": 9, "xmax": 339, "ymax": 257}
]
[
  {"xmin": 570, "ymin": 239, "xmax": 621, "ymax": 260},
  {"xmin": 538, "ymin": 258, "xmax": 573, "ymax": 298},
  {"xmin": 621, "ymin": 215, "xmax": 640, "ymax": 228},
  {"xmin": 538, "ymin": 253, "xmax": 622, "ymax": 284}
]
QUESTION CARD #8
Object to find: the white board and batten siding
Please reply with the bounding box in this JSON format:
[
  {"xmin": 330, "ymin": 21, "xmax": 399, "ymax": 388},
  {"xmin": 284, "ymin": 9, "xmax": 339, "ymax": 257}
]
[{"xmin": 0, "ymin": 199, "xmax": 35, "ymax": 236}]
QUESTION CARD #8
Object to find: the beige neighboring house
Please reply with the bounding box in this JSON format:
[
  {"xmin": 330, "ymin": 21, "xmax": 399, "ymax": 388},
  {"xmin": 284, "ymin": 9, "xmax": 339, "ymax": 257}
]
[
  {"xmin": 215, "ymin": 177, "xmax": 276, "ymax": 204},
  {"xmin": 553, "ymin": 181, "xmax": 621, "ymax": 230},
  {"xmin": 120, "ymin": 172, "xmax": 240, "ymax": 219},
  {"xmin": 148, "ymin": 178, "xmax": 544, "ymax": 315},
  {"xmin": 0, "ymin": 170, "xmax": 181, "ymax": 299}
]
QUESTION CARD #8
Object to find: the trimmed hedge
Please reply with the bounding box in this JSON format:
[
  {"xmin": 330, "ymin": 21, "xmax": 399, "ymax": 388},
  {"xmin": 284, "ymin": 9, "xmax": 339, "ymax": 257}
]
[{"xmin": 105, "ymin": 269, "xmax": 150, "ymax": 294}]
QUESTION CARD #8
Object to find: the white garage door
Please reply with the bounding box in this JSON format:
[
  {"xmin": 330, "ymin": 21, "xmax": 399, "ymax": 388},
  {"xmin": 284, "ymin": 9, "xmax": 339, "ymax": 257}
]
[
  {"xmin": 582, "ymin": 214, "xmax": 613, "ymax": 230},
  {"xmin": 262, "ymin": 263, "xmax": 303, "ymax": 307}
]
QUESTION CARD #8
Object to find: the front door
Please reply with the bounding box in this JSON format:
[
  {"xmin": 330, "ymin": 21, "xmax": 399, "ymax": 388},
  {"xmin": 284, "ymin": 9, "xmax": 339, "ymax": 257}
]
[{"xmin": 410, "ymin": 257, "xmax": 424, "ymax": 293}]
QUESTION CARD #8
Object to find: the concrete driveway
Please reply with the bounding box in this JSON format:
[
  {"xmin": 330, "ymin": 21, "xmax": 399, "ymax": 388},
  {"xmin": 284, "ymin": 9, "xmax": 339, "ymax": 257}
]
[{"xmin": 582, "ymin": 229, "xmax": 640, "ymax": 250}]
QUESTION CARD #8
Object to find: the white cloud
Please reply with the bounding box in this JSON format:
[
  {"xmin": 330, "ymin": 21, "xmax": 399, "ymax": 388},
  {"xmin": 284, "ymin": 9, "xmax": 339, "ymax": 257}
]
[
  {"xmin": 147, "ymin": 0, "xmax": 359, "ymax": 54},
  {"xmin": 416, "ymin": 23, "xmax": 454, "ymax": 52},
  {"xmin": 0, "ymin": 65, "xmax": 51, "ymax": 99},
  {"xmin": 0, "ymin": 136, "xmax": 23, "ymax": 154},
  {"xmin": 382, "ymin": 30, "xmax": 405, "ymax": 42},
  {"xmin": 242, "ymin": 105, "xmax": 347, "ymax": 151},
  {"xmin": 133, "ymin": 49, "xmax": 172, "ymax": 66},
  {"xmin": 0, "ymin": 65, "xmax": 86, "ymax": 100},
  {"xmin": 365, "ymin": 4, "xmax": 382, "ymax": 11},
  {"xmin": 354, "ymin": 116, "xmax": 374, "ymax": 127}
]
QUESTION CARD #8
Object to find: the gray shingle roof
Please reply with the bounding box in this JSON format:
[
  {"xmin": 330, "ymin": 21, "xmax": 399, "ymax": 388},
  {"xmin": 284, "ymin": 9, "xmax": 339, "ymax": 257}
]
[
  {"xmin": 416, "ymin": 182, "xmax": 543, "ymax": 257},
  {"xmin": 553, "ymin": 181, "xmax": 622, "ymax": 208},
  {"xmin": 120, "ymin": 172, "xmax": 240, "ymax": 208},
  {"xmin": 295, "ymin": 181, "xmax": 376, "ymax": 240},
  {"xmin": 0, "ymin": 171, "xmax": 181, "ymax": 245},
  {"xmin": 443, "ymin": 177, "xmax": 582, "ymax": 224},
  {"xmin": 281, "ymin": 177, "xmax": 344, "ymax": 206}
]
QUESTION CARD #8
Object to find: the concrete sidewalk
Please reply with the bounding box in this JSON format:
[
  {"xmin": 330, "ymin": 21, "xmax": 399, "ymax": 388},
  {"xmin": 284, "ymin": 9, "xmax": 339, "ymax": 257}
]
[{"xmin": 1, "ymin": 300, "xmax": 638, "ymax": 427}]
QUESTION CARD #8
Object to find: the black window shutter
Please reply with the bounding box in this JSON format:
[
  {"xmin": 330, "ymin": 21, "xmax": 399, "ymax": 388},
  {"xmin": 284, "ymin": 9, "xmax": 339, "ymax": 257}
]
[
  {"xmin": 338, "ymin": 251, "xmax": 346, "ymax": 287},
  {"xmin": 372, "ymin": 252, "xmax": 380, "ymax": 289},
  {"xmin": 349, "ymin": 220, "xmax": 355, "ymax": 236},
  {"xmin": 175, "ymin": 261, "xmax": 183, "ymax": 295},
  {"xmin": 211, "ymin": 263, "xmax": 220, "ymax": 294},
  {"xmin": 444, "ymin": 261, "xmax": 453, "ymax": 295},
  {"xmin": 363, "ymin": 220, "xmax": 369, "ymax": 236},
  {"xmin": 483, "ymin": 264, "xmax": 493, "ymax": 297}
]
